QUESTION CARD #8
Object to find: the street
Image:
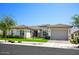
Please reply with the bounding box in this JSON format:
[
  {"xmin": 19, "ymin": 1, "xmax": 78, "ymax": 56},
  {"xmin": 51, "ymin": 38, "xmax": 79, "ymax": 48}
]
[{"xmin": 0, "ymin": 44, "xmax": 79, "ymax": 55}]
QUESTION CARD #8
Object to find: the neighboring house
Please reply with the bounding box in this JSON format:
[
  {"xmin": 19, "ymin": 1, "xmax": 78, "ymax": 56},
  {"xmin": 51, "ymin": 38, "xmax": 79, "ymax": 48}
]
[
  {"xmin": 71, "ymin": 30, "xmax": 79, "ymax": 39},
  {"xmin": 7, "ymin": 24, "xmax": 72, "ymax": 40}
]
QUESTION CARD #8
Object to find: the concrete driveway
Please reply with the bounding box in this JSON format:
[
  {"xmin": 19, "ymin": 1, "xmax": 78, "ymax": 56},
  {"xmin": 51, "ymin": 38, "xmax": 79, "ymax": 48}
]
[{"xmin": 48, "ymin": 40, "xmax": 70, "ymax": 44}]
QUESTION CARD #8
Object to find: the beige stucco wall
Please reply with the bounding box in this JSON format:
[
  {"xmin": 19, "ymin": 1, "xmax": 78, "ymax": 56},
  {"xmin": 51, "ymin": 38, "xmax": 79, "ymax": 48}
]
[
  {"xmin": 24, "ymin": 29, "xmax": 32, "ymax": 38},
  {"xmin": 7, "ymin": 29, "xmax": 20, "ymax": 36},
  {"xmin": 7, "ymin": 29, "xmax": 32, "ymax": 38}
]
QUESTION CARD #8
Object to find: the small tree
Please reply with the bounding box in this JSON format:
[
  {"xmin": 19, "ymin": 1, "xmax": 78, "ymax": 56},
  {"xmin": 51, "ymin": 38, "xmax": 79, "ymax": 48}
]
[
  {"xmin": 0, "ymin": 16, "xmax": 16, "ymax": 38},
  {"xmin": 70, "ymin": 14, "xmax": 79, "ymax": 47},
  {"xmin": 72, "ymin": 15, "xmax": 79, "ymax": 28}
]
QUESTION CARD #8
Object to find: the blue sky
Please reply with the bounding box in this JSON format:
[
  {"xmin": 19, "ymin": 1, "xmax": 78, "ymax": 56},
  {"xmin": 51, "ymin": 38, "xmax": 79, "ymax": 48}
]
[{"xmin": 0, "ymin": 3, "xmax": 79, "ymax": 26}]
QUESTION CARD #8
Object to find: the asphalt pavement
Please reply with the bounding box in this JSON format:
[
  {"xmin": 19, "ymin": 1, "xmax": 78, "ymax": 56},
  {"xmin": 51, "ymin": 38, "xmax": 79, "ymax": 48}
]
[{"xmin": 0, "ymin": 44, "xmax": 79, "ymax": 55}]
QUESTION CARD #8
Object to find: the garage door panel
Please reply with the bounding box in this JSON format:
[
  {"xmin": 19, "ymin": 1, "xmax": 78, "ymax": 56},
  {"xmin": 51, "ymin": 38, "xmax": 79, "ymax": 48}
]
[{"xmin": 51, "ymin": 30, "xmax": 68, "ymax": 40}]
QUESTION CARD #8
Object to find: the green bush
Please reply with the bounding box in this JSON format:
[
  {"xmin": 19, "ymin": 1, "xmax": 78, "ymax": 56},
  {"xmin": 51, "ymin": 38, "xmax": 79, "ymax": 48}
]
[
  {"xmin": 8, "ymin": 40, "xmax": 15, "ymax": 43},
  {"xmin": 70, "ymin": 38, "xmax": 79, "ymax": 44},
  {"xmin": 18, "ymin": 41, "xmax": 22, "ymax": 43},
  {"xmin": 7, "ymin": 35, "xmax": 20, "ymax": 38}
]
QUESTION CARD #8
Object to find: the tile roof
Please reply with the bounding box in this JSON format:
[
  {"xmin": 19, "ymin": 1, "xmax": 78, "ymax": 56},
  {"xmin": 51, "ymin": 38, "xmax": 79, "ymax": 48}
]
[
  {"xmin": 12, "ymin": 25, "xmax": 35, "ymax": 30},
  {"xmin": 36, "ymin": 24, "xmax": 72, "ymax": 28},
  {"xmin": 11, "ymin": 24, "xmax": 73, "ymax": 30},
  {"xmin": 48, "ymin": 24, "xmax": 73, "ymax": 28}
]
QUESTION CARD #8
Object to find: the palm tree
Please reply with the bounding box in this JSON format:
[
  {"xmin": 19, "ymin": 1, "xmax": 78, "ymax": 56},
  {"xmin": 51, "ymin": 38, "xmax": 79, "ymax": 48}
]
[{"xmin": 0, "ymin": 16, "xmax": 16, "ymax": 38}]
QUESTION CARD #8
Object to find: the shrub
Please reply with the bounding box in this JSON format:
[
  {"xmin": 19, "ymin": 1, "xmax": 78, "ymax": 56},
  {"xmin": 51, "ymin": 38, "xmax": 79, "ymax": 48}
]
[
  {"xmin": 70, "ymin": 38, "xmax": 79, "ymax": 44},
  {"xmin": 70, "ymin": 39, "xmax": 76, "ymax": 44},
  {"xmin": 0, "ymin": 34, "xmax": 3, "ymax": 38},
  {"xmin": 18, "ymin": 41, "xmax": 22, "ymax": 43},
  {"xmin": 43, "ymin": 35, "xmax": 50, "ymax": 40},
  {"xmin": 7, "ymin": 35, "xmax": 20, "ymax": 38},
  {"xmin": 8, "ymin": 40, "xmax": 15, "ymax": 43}
]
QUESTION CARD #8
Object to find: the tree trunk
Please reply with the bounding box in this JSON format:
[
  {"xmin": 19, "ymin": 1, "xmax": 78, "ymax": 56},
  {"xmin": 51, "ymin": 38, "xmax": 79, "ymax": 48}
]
[
  {"xmin": 3, "ymin": 30, "xmax": 7, "ymax": 42},
  {"xmin": 3, "ymin": 30, "xmax": 7, "ymax": 38}
]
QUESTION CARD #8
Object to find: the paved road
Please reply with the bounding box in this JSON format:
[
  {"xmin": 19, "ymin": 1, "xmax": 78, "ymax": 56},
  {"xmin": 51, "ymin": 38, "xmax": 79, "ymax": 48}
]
[{"xmin": 0, "ymin": 44, "xmax": 79, "ymax": 55}]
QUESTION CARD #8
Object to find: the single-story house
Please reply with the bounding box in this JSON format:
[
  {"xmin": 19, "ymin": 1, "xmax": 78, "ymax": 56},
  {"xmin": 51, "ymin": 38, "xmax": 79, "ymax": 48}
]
[
  {"xmin": 71, "ymin": 30, "xmax": 79, "ymax": 39},
  {"xmin": 7, "ymin": 24, "xmax": 72, "ymax": 40}
]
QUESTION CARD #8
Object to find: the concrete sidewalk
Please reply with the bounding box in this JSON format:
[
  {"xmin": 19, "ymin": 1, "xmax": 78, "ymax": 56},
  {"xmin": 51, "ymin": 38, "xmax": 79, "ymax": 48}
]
[{"xmin": 0, "ymin": 40, "xmax": 79, "ymax": 50}]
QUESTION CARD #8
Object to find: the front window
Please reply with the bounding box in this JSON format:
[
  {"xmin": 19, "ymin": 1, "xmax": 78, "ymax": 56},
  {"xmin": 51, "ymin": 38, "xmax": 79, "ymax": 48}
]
[
  {"xmin": 75, "ymin": 33, "xmax": 77, "ymax": 36},
  {"xmin": 43, "ymin": 31, "xmax": 48, "ymax": 36},
  {"xmin": 78, "ymin": 32, "xmax": 79, "ymax": 36},
  {"xmin": 20, "ymin": 30, "xmax": 24, "ymax": 37}
]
